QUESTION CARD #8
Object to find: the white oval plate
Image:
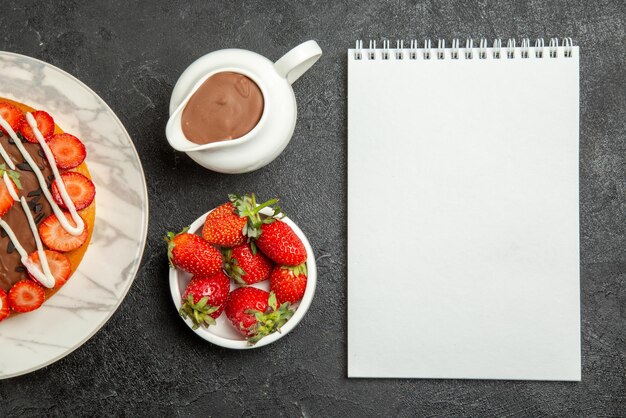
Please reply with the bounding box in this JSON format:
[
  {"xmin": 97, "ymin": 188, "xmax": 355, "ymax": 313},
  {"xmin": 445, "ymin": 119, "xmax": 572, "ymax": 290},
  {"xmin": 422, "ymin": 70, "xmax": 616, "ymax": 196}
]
[
  {"xmin": 0, "ymin": 52, "xmax": 148, "ymax": 379},
  {"xmin": 169, "ymin": 208, "xmax": 316, "ymax": 349}
]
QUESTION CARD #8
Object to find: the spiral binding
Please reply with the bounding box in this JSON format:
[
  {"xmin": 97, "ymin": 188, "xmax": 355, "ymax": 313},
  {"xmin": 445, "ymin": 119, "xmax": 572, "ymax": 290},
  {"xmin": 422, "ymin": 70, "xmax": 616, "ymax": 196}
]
[{"xmin": 353, "ymin": 38, "xmax": 574, "ymax": 60}]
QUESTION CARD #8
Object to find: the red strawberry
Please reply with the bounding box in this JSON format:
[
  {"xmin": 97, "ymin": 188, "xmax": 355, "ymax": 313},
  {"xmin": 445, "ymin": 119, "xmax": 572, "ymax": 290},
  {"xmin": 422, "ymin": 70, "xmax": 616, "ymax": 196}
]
[
  {"xmin": 0, "ymin": 102, "xmax": 24, "ymax": 134},
  {"xmin": 223, "ymin": 243, "xmax": 273, "ymax": 285},
  {"xmin": 8, "ymin": 280, "xmax": 44, "ymax": 313},
  {"xmin": 202, "ymin": 202, "xmax": 247, "ymax": 247},
  {"xmin": 48, "ymin": 133, "xmax": 86, "ymax": 169},
  {"xmin": 0, "ymin": 289, "xmax": 10, "ymax": 322},
  {"xmin": 256, "ymin": 220, "xmax": 307, "ymax": 266},
  {"xmin": 0, "ymin": 172, "xmax": 18, "ymax": 217},
  {"xmin": 165, "ymin": 229, "xmax": 222, "ymax": 276},
  {"xmin": 179, "ymin": 271, "xmax": 230, "ymax": 329},
  {"xmin": 202, "ymin": 194, "xmax": 282, "ymax": 247},
  {"xmin": 19, "ymin": 110, "xmax": 54, "ymax": 143},
  {"xmin": 225, "ymin": 288, "xmax": 294, "ymax": 345},
  {"xmin": 27, "ymin": 250, "xmax": 72, "ymax": 289},
  {"xmin": 51, "ymin": 172, "xmax": 95, "ymax": 211},
  {"xmin": 270, "ymin": 263, "xmax": 308, "ymax": 304},
  {"xmin": 39, "ymin": 212, "xmax": 88, "ymax": 252}
]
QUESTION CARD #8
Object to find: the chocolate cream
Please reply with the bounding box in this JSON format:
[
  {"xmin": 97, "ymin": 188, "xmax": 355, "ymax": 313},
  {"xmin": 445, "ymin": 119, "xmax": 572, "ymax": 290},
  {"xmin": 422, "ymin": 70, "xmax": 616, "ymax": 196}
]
[
  {"xmin": 181, "ymin": 72, "xmax": 264, "ymax": 144},
  {"xmin": 0, "ymin": 133, "xmax": 53, "ymax": 291}
]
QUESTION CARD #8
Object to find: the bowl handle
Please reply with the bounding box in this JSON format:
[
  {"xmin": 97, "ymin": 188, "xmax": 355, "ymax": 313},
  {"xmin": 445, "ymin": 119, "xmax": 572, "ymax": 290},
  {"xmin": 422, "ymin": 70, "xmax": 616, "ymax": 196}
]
[{"xmin": 274, "ymin": 40, "xmax": 322, "ymax": 84}]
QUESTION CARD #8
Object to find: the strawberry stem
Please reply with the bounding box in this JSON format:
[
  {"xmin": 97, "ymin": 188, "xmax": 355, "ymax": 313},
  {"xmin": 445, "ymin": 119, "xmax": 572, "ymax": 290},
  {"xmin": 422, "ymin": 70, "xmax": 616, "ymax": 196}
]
[
  {"xmin": 179, "ymin": 294, "xmax": 219, "ymax": 329},
  {"xmin": 229, "ymin": 193, "xmax": 282, "ymax": 243},
  {"xmin": 222, "ymin": 248, "xmax": 248, "ymax": 286},
  {"xmin": 245, "ymin": 291, "xmax": 294, "ymax": 345},
  {"xmin": 251, "ymin": 197, "xmax": 279, "ymax": 215}
]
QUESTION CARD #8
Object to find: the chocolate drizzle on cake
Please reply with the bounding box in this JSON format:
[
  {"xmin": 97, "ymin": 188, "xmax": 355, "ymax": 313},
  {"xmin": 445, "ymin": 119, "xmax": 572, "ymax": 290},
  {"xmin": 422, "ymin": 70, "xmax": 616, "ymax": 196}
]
[{"xmin": 0, "ymin": 136, "xmax": 54, "ymax": 291}]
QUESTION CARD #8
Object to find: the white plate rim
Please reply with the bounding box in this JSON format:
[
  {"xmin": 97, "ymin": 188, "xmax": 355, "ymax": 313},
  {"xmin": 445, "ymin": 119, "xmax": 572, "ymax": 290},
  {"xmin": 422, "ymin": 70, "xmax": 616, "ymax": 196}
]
[{"xmin": 0, "ymin": 51, "xmax": 149, "ymax": 379}]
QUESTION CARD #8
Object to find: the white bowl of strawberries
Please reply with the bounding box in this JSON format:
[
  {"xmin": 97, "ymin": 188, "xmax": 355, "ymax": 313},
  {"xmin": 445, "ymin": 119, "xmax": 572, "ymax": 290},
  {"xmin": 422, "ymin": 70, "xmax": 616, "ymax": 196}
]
[{"xmin": 167, "ymin": 194, "xmax": 316, "ymax": 349}]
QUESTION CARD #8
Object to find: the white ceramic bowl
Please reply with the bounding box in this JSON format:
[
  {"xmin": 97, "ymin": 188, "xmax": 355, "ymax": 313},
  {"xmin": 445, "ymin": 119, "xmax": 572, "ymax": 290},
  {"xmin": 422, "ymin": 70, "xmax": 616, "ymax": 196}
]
[
  {"xmin": 167, "ymin": 41, "xmax": 322, "ymax": 174},
  {"xmin": 168, "ymin": 207, "xmax": 316, "ymax": 349}
]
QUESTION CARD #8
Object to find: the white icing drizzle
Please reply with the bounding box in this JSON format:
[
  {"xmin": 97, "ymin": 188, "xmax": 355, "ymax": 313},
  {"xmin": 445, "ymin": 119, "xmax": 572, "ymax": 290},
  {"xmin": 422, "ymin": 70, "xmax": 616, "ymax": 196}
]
[
  {"xmin": 0, "ymin": 208, "xmax": 54, "ymax": 289},
  {"xmin": 19, "ymin": 197, "xmax": 54, "ymax": 288},
  {"xmin": 0, "ymin": 165, "xmax": 56, "ymax": 288},
  {"xmin": 0, "ymin": 220, "xmax": 27, "ymax": 259},
  {"xmin": 3, "ymin": 173, "xmax": 19, "ymax": 201},
  {"xmin": 0, "ymin": 113, "xmax": 81, "ymax": 289},
  {"xmin": 16, "ymin": 113, "xmax": 84, "ymax": 236},
  {"xmin": 0, "ymin": 119, "xmax": 17, "ymax": 170}
]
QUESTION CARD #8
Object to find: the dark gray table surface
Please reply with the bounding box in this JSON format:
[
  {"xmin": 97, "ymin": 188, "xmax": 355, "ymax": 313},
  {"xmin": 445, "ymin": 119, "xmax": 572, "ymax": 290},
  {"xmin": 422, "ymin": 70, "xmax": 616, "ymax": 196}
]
[{"xmin": 1, "ymin": 1, "xmax": 625, "ymax": 416}]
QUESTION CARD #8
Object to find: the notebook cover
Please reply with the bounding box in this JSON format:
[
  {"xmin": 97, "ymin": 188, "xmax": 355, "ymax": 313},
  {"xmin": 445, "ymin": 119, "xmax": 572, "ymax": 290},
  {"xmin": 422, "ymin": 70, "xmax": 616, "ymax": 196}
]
[{"xmin": 347, "ymin": 44, "xmax": 581, "ymax": 380}]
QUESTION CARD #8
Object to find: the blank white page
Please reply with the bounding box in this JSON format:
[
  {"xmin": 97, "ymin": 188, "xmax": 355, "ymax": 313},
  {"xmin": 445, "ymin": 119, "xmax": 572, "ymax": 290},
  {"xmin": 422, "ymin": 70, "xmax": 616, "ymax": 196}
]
[{"xmin": 347, "ymin": 44, "xmax": 580, "ymax": 380}]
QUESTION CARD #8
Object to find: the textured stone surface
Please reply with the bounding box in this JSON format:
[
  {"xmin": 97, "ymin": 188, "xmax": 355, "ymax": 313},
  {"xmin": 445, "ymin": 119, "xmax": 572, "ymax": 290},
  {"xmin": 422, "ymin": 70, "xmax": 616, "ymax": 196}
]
[{"xmin": 0, "ymin": 0, "xmax": 625, "ymax": 416}]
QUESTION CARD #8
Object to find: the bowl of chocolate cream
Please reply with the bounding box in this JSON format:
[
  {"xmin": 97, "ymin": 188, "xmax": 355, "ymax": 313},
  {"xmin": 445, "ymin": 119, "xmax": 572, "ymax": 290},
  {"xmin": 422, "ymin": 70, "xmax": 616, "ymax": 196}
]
[{"xmin": 166, "ymin": 40, "xmax": 322, "ymax": 174}]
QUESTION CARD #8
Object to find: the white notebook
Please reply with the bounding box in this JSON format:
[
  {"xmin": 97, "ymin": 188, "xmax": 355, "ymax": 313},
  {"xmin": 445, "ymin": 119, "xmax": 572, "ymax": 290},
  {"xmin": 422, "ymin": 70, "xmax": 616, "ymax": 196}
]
[{"xmin": 347, "ymin": 38, "xmax": 580, "ymax": 380}]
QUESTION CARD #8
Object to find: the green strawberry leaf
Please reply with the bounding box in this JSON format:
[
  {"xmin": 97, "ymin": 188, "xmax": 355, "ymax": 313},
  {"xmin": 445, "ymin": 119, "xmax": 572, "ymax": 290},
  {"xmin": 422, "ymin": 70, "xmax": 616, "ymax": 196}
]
[
  {"xmin": 164, "ymin": 227, "xmax": 190, "ymax": 268},
  {"xmin": 196, "ymin": 296, "xmax": 208, "ymax": 309},
  {"xmin": 249, "ymin": 240, "xmax": 258, "ymax": 255},
  {"xmin": 222, "ymin": 248, "xmax": 248, "ymax": 285},
  {"xmin": 230, "ymin": 193, "xmax": 282, "ymax": 241},
  {"xmin": 245, "ymin": 292, "xmax": 294, "ymax": 346},
  {"xmin": 0, "ymin": 165, "xmax": 22, "ymax": 190},
  {"xmin": 179, "ymin": 293, "xmax": 220, "ymax": 330},
  {"xmin": 268, "ymin": 291, "xmax": 277, "ymax": 311}
]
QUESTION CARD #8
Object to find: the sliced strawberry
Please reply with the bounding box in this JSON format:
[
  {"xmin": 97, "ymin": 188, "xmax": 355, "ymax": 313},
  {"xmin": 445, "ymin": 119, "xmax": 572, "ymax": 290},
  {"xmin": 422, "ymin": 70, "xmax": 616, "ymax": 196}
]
[
  {"xmin": 0, "ymin": 102, "xmax": 24, "ymax": 134},
  {"xmin": 27, "ymin": 250, "xmax": 72, "ymax": 289},
  {"xmin": 0, "ymin": 289, "xmax": 10, "ymax": 321},
  {"xmin": 39, "ymin": 212, "xmax": 88, "ymax": 252},
  {"xmin": 0, "ymin": 176, "xmax": 17, "ymax": 217},
  {"xmin": 51, "ymin": 172, "xmax": 95, "ymax": 211},
  {"xmin": 19, "ymin": 110, "xmax": 54, "ymax": 143},
  {"xmin": 48, "ymin": 133, "xmax": 86, "ymax": 169},
  {"xmin": 8, "ymin": 280, "xmax": 44, "ymax": 313}
]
